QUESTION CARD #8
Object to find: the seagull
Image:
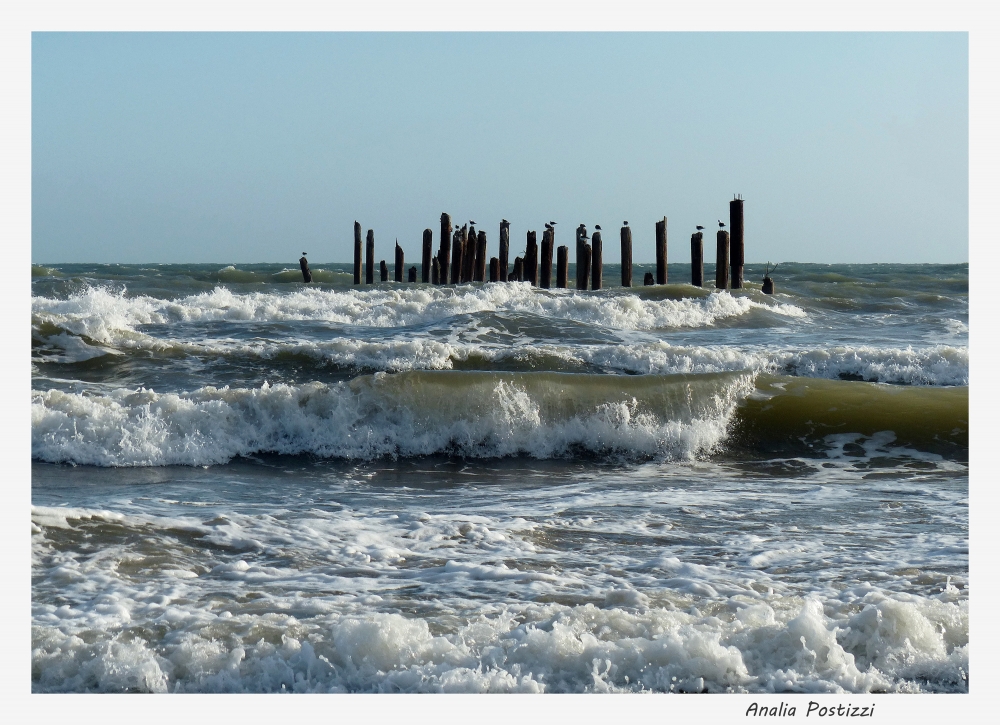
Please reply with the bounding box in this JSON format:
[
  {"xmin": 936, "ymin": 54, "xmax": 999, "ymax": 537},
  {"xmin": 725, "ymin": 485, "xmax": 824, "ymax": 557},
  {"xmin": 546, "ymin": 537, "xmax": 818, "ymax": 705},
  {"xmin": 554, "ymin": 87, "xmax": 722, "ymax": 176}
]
[
  {"xmin": 544, "ymin": 223, "xmax": 552, "ymax": 229},
  {"xmin": 595, "ymin": 225, "xmax": 602, "ymax": 231},
  {"xmin": 696, "ymin": 225, "xmax": 704, "ymax": 231},
  {"xmin": 301, "ymin": 252, "xmax": 307, "ymax": 255},
  {"xmin": 549, "ymin": 221, "xmax": 557, "ymax": 225},
  {"xmin": 470, "ymin": 220, "xmax": 477, "ymax": 225},
  {"xmin": 718, "ymin": 220, "xmax": 726, "ymax": 228},
  {"xmin": 623, "ymin": 221, "xmax": 629, "ymax": 226},
  {"xmin": 502, "ymin": 219, "xmax": 508, "ymax": 224}
]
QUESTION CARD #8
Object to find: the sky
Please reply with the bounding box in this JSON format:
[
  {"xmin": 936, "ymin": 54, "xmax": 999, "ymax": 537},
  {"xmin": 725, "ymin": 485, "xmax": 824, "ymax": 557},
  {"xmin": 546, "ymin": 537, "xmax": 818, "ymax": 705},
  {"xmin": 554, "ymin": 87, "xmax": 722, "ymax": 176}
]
[{"xmin": 31, "ymin": 32, "xmax": 968, "ymax": 264}]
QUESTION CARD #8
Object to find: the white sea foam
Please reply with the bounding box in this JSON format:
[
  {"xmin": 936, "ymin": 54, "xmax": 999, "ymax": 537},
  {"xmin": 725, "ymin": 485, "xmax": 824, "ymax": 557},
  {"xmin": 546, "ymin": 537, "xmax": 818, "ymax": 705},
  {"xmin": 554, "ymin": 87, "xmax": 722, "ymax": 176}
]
[{"xmin": 31, "ymin": 372, "xmax": 752, "ymax": 466}]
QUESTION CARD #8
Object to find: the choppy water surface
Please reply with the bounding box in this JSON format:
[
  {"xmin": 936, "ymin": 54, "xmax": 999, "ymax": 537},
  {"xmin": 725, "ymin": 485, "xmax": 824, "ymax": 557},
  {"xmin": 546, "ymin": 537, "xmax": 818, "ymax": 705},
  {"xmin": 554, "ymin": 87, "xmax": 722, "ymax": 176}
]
[{"xmin": 31, "ymin": 261, "xmax": 968, "ymax": 693}]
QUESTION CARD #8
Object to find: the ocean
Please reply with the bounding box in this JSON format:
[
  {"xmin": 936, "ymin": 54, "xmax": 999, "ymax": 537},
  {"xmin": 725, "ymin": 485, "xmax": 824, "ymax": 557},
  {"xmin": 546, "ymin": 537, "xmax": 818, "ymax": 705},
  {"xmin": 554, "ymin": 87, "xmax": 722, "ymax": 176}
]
[{"xmin": 30, "ymin": 260, "xmax": 968, "ymax": 693}]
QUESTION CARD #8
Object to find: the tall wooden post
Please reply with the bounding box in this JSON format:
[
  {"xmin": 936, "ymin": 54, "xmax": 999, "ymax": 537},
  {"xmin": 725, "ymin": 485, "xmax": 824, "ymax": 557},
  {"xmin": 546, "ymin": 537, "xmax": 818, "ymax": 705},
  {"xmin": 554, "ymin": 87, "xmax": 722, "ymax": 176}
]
[
  {"xmin": 499, "ymin": 220, "xmax": 510, "ymax": 282},
  {"xmin": 475, "ymin": 231, "xmax": 487, "ymax": 282},
  {"xmin": 575, "ymin": 225, "xmax": 587, "ymax": 289},
  {"xmin": 439, "ymin": 213, "xmax": 452, "ymax": 285},
  {"xmin": 690, "ymin": 232, "xmax": 704, "ymax": 287},
  {"xmin": 729, "ymin": 197, "xmax": 744, "ymax": 289},
  {"xmin": 394, "ymin": 241, "xmax": 404, "ymax": 282},
  {"xmin": 540, "ymin": 229, "xmax": 553, "ymax": 289},
  {"xmin": 591, "ymin": 231, "xmax": 603, "ymax": 290},
  {"xmin": 408, "ymin": 266, "xmax": 417, "ymax": 283},
  {"xmin": 513, "ymin": 256, "xmax": 523, "ymax": 281},
  {"xmin": 380, "ymin": 259, "xmax": 388, "ymax": 282},
  {"xmin": 716, "ymin": 230, "xmax": 730, "ymax": 289},
  {"xmin": 579, "ymin": 243, "xmax": 592, "ymax": 291},
  {"xmin": 353, "ymin": 222, "xmax": 362, "ymax": 285},
  {"xmin": 655, "ymin": 217, "xmax": 667, "ymax": 284},
  {"xmin": 422, "ymin": 229, "xmax": 432, "ymax": 283},
  {"xmin": 489, "ymin": 257, "xmax": 499, "ymax": 282},
  {"xmin": 451, "ymin": 225, "xmax": 465, "ymax": 284},
  {"xmin": 366, "ymin": 229, "xmax": 375, "ymax": 284},
  {"xmin": 461, "ymin": 226, "xmax": 475, "ymax": 283},
  {"xmin": 621, "ymin": 226, "xmax": 632, "ymax": 287},
  {"xmin": 557, "ymin": 245, "xmax": 568, "ymax": 288},
  {"xmin": 524, "ymin": 231, "xmax": 538, "ymax": 286}
]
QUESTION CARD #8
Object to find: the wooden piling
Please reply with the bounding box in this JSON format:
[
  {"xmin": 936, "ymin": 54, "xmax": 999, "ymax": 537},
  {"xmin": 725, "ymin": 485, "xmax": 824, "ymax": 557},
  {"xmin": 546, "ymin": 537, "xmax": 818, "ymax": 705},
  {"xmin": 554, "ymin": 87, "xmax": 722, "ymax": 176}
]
[
  {"xmin": 579, "ymin": 244, "xmax": 592, "ymax": 291},
  {"xmin": 762, "ymin": 277, "xmax": 774, "ymax": 294},
  {"xmin": 644, "ymin": 272, "xmax": 654, "ymax": 285},
  {"xmin": 499, "ymin": 220, "xmax": 510, "ymax": 282},
  {"xmin": 394, "ymin": 242, "xmax": 404, "ymax": 282},
  {"xmin": 524, "ymin": 231, "xmax": 538, "ymax": 286},
  {"xmin": 475, "ymin": 231, "xmax": 487, "ymax": 282},
  {"xmin": 575, "ymin": 225, "xmax": 587, "ymax": 289},
  {"xmin": 451, "ymin": 225, "xmax": 465, "ymax": 284},
  {"xmin": 380, "ymin": 259, "xmax": 388, "ymax": 282},
  {"xmin": 716, "ymin": 230, "xmax": 730, "ymax": 289},
  {"xmin": 461, "ymin": 226, "xmax": 475, "ymax": 283},
  {"xmin": 730, "ymin": 197, "xmax": 744, "ymax": 289},
  {"xmin": 366, "ymin": 230, "xmax": 375, "ymax": 284},
  {"xmin": 422, "ymin": 229, "xmax": 432, "ymax": 283},
  {"xmin": 540, "ymin": 229, "xmax": 553, "ymax": 289},
  {"xmin": 489, "ymin": 257, "xmax": 499, "ymax": 282},
  {"xmin": 591, "ymin": 231, "xmax": 603, "ymax": 291},
  {"xmin": 432, "ymin": 257, "xmax": 440, "ymax": 285},
  {"xmin": 408, "ymin": 266, "xmax": 417, "ymax": 283},
  {"xmin": 690, "ymin": 232, "xmax": 704, "ymax": 287},
  {"xmin": 513, "ymin": 256, "xmax": 524, "ymax": 282},
  {"xmin": 353, "ymin": 222, "xmax": 362, "ymax": 285},
  {"xmin": 557, "ymin": 245, "xmax": 568, "ymax": 288},
  {"xmin": 655, "ymin": 217, "xmax": 667, "ymax": 284},
  {"xmin": 621, "ymin": 226, "xmax": 632, "ymax": 287},
  {"xmin": 439, "ymin": 213, "xmax": 452, "ymax": 284},
  {"xmin": 299, "ymin": 254, "xmax": 312, "ymax": 283}
]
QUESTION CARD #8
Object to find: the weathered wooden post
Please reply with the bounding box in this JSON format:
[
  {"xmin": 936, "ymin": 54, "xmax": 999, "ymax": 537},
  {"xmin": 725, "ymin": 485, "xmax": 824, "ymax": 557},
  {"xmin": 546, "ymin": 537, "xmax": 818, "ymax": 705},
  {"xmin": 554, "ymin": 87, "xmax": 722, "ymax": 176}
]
[
  {"xmin": 499, "ymin": 220, "xmax": 510, "ymax": 282},
  {"xmin": 353, "ymin": 222, "xmax": 362, "ymax": 285},
  {"xmin": 575, "ymin": 224, "xmax": 587, "ymax": 289},
  {"xmin": 730, "ymin": 196, "xmax": 744, "ymax": 289},
  {"xmin": 762, "ymin": 261, "xmax": 776, "ymax": 294},
  {"xmin": 621, "ymin": 225, "xmax": 632, "ymax": 287},
  {"xmin": 513, "ymin": 256, "xmax": 524, "ymax": 281},
  {"xmin": 579, "ymin": 243, "xmax": 592, "ymax": 290},
  {"xmin": 591, "ymin": 231, "xmax": 603, "ymax": 290},
  {"xmin": 540, "ymin": 228, "xmax": 553, "ymax": 289},
  {"xmin": 489, "ymin": 257, "xmax": 499, "ymax": 282},
  {"xmin": 461, "ymin": 226, "xmax": 475, "ymax": 283},
  {"xmin": 451, "ymin": 225, "xmax": 465, "ymax": 284},
  {"xmin": 394, "ymin": 241, "xmax": 404, "ymax": 282},
  {"xmin": 716, "ymin": 230, "xmax": 730, "ymax": 289},
  {"xmin": 691, "ymin": 232, "xmax": 704, "ymax": 287},
  {"xmin": 366, "ymin": 230, "xmax": 375, "ymax": 284},
  {"xmin": 655, "ymin": 217, "xmax": 668, "ymax": 284},
  {"xmin": 557, "ymin": 245, "xmax": 568, "ymax": 288},
  {"xmin": 380, "ymin": 259, "xmax": 388, "ymax": 282},
  {"xmin": 299, "ymin": 253, "xmax": 311, "ymax": 283},
  {"xmin": 439, "ymin": 213, "xmax": 452, "ymax": 285},
  {"xmin": 432, "ymin": 257, "xmax": 440, "ymax": 284},
  {"xmin": 524, "ymin": 231, "xmax": 538, "ymax": 286},
  {"xmin": 475, "ymin": 231, "xmax": 487, "ymax": 282},
  {"xmin": 408, "ymin": 266, "xmax": 417, "ymax": 283},
  {"xmin": 643, "ymin": 272, "xmax": 654, "ymax": 285},
  {"xmin": 422, "ymin": 229, "xmax": 432, "ymax": 283}
]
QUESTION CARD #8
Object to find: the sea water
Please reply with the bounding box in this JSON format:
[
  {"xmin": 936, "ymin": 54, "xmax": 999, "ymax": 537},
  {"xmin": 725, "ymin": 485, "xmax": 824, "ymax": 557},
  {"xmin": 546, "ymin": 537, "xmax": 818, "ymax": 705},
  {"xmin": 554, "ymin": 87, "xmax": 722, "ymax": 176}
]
[{"xmin": 31, "ymin": 261, "xmax": 968, "ymax": 693}]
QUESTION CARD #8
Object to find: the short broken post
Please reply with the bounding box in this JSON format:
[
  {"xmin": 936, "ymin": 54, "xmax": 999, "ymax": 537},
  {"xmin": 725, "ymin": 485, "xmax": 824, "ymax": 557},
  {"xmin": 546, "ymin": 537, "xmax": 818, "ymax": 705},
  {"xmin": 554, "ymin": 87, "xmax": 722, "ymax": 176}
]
[
  {"xmin": 432, "ymin": 257, "xmax": 440, "ymax": 285},
  {"xmin": 691, "ymin": 232, "xmax": 704, "ymax": 287},
  {"xmin": 380, "ymin": 260, "xmax": 388, "ymax": 282},
  {"xmin": 408, "ymin": 266, "xmax": 417, "ymax": 283},
  {"xmin": 716, "ymin": 230, "xmax": 730, "ymax": 289},
  {"xmin": 621, "ymin": 225, "xmax": 632, "ymax": 287},
  {"xmin": 513, "ymin": 256, "xmax": 524, "ymax": 281},
  {"xmin": 644, "ymin": 272, "xmax": 654, "ymax": 285},
  {"xmin": 655, "ymin": 217, "xmax": 667, "ymax": 284},
  {"xmin": 556, "ymin": 245, "xmax": 568, "ymax": 288},
  {"xmin": 489, "ymin": 257, "xmax": 499, "ymax": 282}
]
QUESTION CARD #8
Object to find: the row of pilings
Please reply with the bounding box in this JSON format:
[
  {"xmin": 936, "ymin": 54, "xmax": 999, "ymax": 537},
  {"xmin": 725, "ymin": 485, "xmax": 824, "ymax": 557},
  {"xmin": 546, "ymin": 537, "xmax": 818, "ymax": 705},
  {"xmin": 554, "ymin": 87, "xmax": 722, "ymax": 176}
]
[{"xmin": 347, "ymin": 197, "xmax": 747, "ymax": 290}]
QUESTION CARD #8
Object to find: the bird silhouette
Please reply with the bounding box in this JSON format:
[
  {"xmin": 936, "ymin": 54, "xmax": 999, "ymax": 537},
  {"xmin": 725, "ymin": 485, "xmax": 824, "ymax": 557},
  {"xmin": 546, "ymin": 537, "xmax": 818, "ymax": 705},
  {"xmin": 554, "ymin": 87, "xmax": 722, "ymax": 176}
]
[
  {"xmin": 502, "ymin": 219, "xmax": 508, "ymax": 224},
  {"xmin": 718, "ymin": 220, "xmax": 726, "ymax": 228},
  {"xmin": 470, "ymin": 220, "xmax": 477, "ymax": 225},
  {"xmin": 549, "ymin": 221, "xmax": 557, "ymax": 225},
  {"xmin": 595, "ymin": 225, "xmax": 602, "ymax": 231},
  {"xmin": 544, "ymin": 223, "xmax": 552, "ymax": 229},
  {"xmin": 623, "ymin": 221, "xmax": 629, "ymax": 226},
  {"xmin": 696, "ymin": 225, "xmax": 704, "ymax": 231}
]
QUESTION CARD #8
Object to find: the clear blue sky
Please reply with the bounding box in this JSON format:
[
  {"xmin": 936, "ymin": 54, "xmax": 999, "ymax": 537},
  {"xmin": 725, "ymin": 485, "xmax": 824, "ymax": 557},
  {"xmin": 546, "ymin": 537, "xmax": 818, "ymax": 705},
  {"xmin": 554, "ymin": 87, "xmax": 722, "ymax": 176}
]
[{"xmin": 31, "ymin": 32, "xmax": 967, "ymax": 264}]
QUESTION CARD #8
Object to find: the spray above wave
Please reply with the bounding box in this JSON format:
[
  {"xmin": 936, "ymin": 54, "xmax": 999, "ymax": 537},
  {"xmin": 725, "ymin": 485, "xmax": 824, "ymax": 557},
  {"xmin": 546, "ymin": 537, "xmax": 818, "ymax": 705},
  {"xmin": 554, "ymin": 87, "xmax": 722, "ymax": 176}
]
[
  {"xmin": 32, "ymin": 283, "xmax": 805, "ymax": 340},
  {"xmin": 32, "ymin": 371, "xmax": 752, "ymax": 467}
]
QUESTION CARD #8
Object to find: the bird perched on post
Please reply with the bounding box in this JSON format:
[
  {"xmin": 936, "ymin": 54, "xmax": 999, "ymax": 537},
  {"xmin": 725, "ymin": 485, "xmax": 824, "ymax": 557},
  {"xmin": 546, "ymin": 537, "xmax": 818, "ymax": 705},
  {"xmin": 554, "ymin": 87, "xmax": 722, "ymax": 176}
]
[
  {"xmin": 718, "ymin": 220, "xmax": 726, "ymax": 228},
  {"xmin": 595, "ymin": 225, "xmax": 602, "ymax": 231},
  {"xmin": 696, "ymin": 225, "xmax": 704, "ymax": 231},
  {"xmin": 623, "ymin": 221, "xmax": 629, "ymax": 226},
  {"xmin": 549, "ymin": 221, "xmax": 557, "ymax": 226},
  {"xmin": 469, "ymin": 220, "xmax": 477, "ymax": 226},
  {"xmin": 502, "ymin": 219, "xmax": 508, "ymax": 224},
  {"xmin": 544, "ymin": 222, "xmax": 552, "ymax": 229}
]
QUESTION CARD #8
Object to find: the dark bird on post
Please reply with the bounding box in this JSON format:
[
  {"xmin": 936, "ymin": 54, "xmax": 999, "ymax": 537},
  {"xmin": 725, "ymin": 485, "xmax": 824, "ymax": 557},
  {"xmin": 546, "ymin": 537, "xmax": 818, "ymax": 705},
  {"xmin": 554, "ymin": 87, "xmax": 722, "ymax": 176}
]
[
  {"xmin": 623, "ymin": 221, "xmax": 629, "ymax": 226},
  {"xmin": 595, "ymin": 225, "xmax": 602, "ymax": 231},
  {"xmin": 718, "ymin": 220, "xmax": 726, "ymax": 228},
  {"xmin": 544, "ymin": 223, "xmax": 552, "ymax": 229},
  {"xmin": 469, "ymin": 221, "xmax": 477, "ymax": 226},
  {"xmin": 696, "ymin": 226, "xmax": 704, "ymax": 231},
  {"xmin": 502, "ymin": 219, "xmax": 508, "ymax": 224},
  {"xmin": 549, "ymin": 221, "xmax": 557, "ymax": 226}
]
